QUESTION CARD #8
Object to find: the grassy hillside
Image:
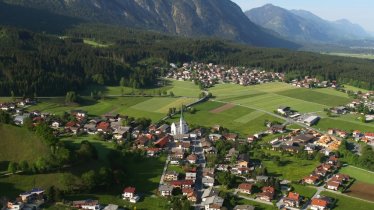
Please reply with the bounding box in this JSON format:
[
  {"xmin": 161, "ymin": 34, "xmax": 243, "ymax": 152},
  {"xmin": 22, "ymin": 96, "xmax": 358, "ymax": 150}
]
[{"xmin": 0, "ymin": 124, "xmax": 49, "ymax": 171}]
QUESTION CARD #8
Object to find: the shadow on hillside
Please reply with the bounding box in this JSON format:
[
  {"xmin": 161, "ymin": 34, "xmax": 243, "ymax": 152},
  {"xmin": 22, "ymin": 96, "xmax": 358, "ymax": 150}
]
[
  {"xmin": 0, "ymin": 2, "xmax": 84, "ymax": 34},
  {"xmin": 0, "ymin": 161, "xmax": 9, "ymax": 172}
]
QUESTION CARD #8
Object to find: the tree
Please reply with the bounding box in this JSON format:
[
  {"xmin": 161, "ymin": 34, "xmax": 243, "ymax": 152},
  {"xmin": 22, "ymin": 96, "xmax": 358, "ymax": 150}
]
[
  {"xmin": 7, "ymin": 162, "xmax": 18, "ymax": 174},
  {"xmin": 169, "ymin": 91, "xmax": 174, "ymax": 97},
  {"xmin": 120, "ymin": 77, "xmax": 126, "ymax": 87},
  {"xmin": 65, "ymin": 91, "xmax": 77, "ymax": 104},
  {"xmin": 81, "ymin": 170, "xmax": 97, "ymax": 191},
  {"xmin": 10, "ymin": 90, "xmax": 15, "ymax": 101},
  {"xmin": 19, "ymin": 160, "xmax": 29, "ymax": 172},
  {"xmin": 46, "ymin": 186, "xmax": 56, "ymax": 202},
  {"xmin": 59, "ymin": 173, "xmax": 76, "ymax": 192},
  {"xmin": 0, "ymin": 111, "xmax": 11, "ymax": 124}
]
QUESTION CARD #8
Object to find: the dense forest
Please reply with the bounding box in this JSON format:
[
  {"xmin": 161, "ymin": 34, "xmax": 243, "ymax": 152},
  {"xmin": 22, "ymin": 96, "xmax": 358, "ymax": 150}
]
[
  {"xmin": 0, "ymin": 24, "xmax": 374, "ymax": 96},
  {"xmin": 69, "ymin": 24, "xmax": 374, "ymax": 90}
]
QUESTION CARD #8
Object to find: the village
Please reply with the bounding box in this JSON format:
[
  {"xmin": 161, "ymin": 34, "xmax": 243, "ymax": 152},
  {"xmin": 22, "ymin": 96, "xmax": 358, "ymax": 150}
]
[{"xmin": 1, "ymin": 94, "xmax": 373, "ymax": 210}]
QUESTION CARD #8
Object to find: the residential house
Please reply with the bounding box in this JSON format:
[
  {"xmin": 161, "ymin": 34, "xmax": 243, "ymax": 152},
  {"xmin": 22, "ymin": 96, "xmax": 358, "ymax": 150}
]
[
  {"xmin": 237, "ymin": 183, "xmax": 253, "ymax": 194},
  {"xmin": 122, "ymin": 187, "xmax": 136, "ymax": 200},
  {"xmin": 145, "ymin": 148, "xmax": 162, "ymax": 157},
  {"xmin": 186, "ymin": 171, "xmax": 197, "ymax": 182},
  {"xmin": 223, "ymin": 133, "xmax": 238, "ymax": 141},
  {"xmin": 283, "ymin": 192, "xmax": 300, "ymax": 208},
  {"xmin": 257, "ymin": 186, "xmax": 275, "ymax": 202},
  {"xmin": 72, "ymin": 200, "xmax": 100, "ymax": 210},
  {"xmin": 97, "ymin": 121, "xmax": 111, "ymax": 133},
  {"xmin": 187, "ymin": 154, "xmax": 198, "ymax": 164},
  {"xmin": 201, "ymin": 187, "xmax": 219, "ymax": 202},
  {"xmin": 268, "ymin": 124, "xmax": 286, "ymax": 134},
  {"xmin": 203, "ymin": 195, "xmax": 224, "ymax": 210},
  {"xmin": 170, "ymin": 180, "xmax": 194, "ymax": 189},
  {"xmin": 311, "ymin": 197, "xmax": 330, "ymax": 210},
  {"xmin": 164, "ymin": 171, "xmax": 179, "ymax": 181},
  {"xmin": 326, "ymin": 180, "xmax": 340, "ymax": 191},
  {"xmin": 202, "ymin": 177, "xmax": 215, "ymax": 187},
  {"xmin": 303, "ymin": 174, "xmax": 321, "ymax": 185},
  {"xmin": 158, "ymin": 185, "xmax": 173, "ymax": 196}
]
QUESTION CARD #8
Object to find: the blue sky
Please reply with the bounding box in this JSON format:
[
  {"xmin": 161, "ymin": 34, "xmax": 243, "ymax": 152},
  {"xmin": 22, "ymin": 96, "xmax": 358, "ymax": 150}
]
[{"xmin": 232, "ymin": 0, "xmax": 374, "ymax": 32}]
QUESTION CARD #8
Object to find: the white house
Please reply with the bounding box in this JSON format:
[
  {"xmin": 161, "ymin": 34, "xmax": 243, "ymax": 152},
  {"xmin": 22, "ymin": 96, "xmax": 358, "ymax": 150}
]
[{"xmin": 122, "ymin": 187, "xmax": 136, "ymax": 200}]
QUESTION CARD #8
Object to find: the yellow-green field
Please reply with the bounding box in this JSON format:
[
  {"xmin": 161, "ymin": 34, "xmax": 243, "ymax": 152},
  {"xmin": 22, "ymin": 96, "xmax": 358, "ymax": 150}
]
[
  {"xmin": 210, "ymin": 82, "xmax": 351, "ymax": 113},
  {"xmin": 324, "ymin": 52, "xmax": 374, "ymax": 60}
]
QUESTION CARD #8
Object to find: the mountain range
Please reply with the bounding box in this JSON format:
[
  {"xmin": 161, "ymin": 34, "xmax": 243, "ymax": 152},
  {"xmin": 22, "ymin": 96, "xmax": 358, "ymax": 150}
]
[
  {"xmin": 0, "ymin": 0, "xmax": 298, "ymax": 49},
  {"xmin": 245, "ymin": 4, "xmax": 372, "ymax": 43}
]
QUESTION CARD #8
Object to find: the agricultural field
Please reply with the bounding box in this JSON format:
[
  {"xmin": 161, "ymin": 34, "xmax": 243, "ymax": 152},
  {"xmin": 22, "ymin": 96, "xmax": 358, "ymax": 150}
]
[
  {"xmin": 0, "ymin": 124, "xmax": 49, "ymax": 172},
  {"xmin": 80, "ymin": 79, "xmax": 201, "ymax": 98},
  {"xmin": 339, "ymin": 166, "xmax": 374, "ymax": 185},
  {"xmin": 342, "ymin": 84, "xmax": 369, "ymax": 93},
  {"xmin": 346, "ymin": 181, "xmax": 374, "ymax": 202},
  {"xmin": 209, "ymin": 82, "xmax": 350, "ymax": 113},
  {"xmin": 320, "ymin": 191, "xmax": 374, "ymax": 210},
  {"xmin": 25, "ymin": 96, "xmax": 196, "ymax": 122},
  {"xmin": 314, "ymin": 117, "xmax": 374, "ymax": 133},
  {"xmin": 169, "ymin": 101, "xmax": 284, "ymax": 136}
]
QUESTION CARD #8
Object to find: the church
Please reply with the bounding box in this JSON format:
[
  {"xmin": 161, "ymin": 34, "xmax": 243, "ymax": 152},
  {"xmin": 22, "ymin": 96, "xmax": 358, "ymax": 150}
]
[{"xmin": 171, "ymin": 109, "xmax": 189, "ymax": 135}]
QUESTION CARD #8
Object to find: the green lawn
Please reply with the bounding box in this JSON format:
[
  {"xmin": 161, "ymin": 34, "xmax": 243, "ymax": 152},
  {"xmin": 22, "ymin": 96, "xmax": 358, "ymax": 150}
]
[
  {"xmin": 262, "ymin": 151, "xmax": 319, "ymax": 181},
  {"xmin": 80, "ymin": 79, "xmax": 201, "ymax": 98},
  {"xmin": 291, "ymin": 184, "xmax": 317, "ymax": 199},
  {"xmin": 339, "ymin": 166, "xmax": 374, "ymax": 185},
  {"xmin": 320, "ymin": 191, "xmax": 374, "ymax": 210},
  {"xmin": 314, "ymin": 118, "xmax": 374, "ymax": 133},
  {"xmin": 236, "ymin": 197, "xmax": 276, "ymax": 210},
  {"xmin": 0, "ymin": 124, "xmax": 49, "ymax": 171},
  {"xmin": 166, "ymin": 79, "xmax": 202, "ymax": 98},
  {"xmin": 324, "ymin": 52, "xmax": 374, "ymax": 60},
  {"xmin": 27, "ymin": 97, "xmax": 172, "ymax": 122},
  {"xmin": 83, "ymin": 39, "xmax": 111, "ymax": 48},
  {"xmin": 276, "ymin": 88, "xmax": 350, "ymax": 107},
  {"xmin": 167, "ymin": 165, "xmax": 185, "ymax": 174},
  {"xmin": 342, "ymin": 85, "xmax": 369, "ymax": 93},
  {"xmin": 170, "ymin": 101, "xmax": 283, "ymax": 136},
  {"xmin": 65, "ymin": 194, "xmax": 169, "ymax": 210}
]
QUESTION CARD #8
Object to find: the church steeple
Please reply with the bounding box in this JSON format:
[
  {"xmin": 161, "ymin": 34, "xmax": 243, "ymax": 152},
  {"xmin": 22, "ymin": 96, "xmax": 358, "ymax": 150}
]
[{"xmin": 180, "ymin": 106, "xmax": 184, "ymax": 134}]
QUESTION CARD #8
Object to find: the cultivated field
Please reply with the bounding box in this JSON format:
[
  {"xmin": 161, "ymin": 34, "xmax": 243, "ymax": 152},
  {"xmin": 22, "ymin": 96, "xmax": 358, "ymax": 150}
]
[
  {"xmin": 340, "ymin": 166, "xmax": 374, "ymax": 185},
  {"xmin": 169, "ymin": 101, "xmax": 283, "ymax": 136},
  {"xmin": 324, "ymin": 52, "xmax": 374, "ymax": 60},
  {"xmin": 210, "ymin": 82, "xmax": 351, "ymax": 113},
  {"xmin": 314, "ymin": 118, "xmax": 374, "ymax": 133},
  {"xmin": 320, "ymin": 191, "xmax": 374, "ymax": 210},
  {"xmin": 346, "ymin": 181, "xmax": 374, "ymax": 202}
]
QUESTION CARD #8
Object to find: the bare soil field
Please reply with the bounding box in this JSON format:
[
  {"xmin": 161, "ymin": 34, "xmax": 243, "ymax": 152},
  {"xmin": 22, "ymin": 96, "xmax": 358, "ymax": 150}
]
[
  {"xmin": 346, "ymin": 181, "xmax": 374, "ymax": 202},
  {"xmin": 210, "ymin": 103, "xmax": 235, "ymax": 113}
]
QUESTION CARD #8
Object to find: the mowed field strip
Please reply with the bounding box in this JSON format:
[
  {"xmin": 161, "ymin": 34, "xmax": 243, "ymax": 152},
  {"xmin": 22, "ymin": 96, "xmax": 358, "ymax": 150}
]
[
  {"xmin": 210, "ymin": 82, "xmax": 351, "ymax": 113},
  {"xmin": 131, "ymin": 97, "xmax": 196, "ymax": 113}
]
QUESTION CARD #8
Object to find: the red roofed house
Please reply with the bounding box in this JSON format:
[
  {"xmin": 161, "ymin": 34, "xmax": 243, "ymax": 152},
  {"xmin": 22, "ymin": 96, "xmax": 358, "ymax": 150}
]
[
  {"xmin": 155, "ymin": 135, "xmax": 171, "ymax": 148},
  {"xmin": 223, "ymin": 133, "xmax": 238, "ymax": 141},
  {"xmin": 187, "ymin": 154, "xmax": 198, "ymax": 164},
  {"xmin": 145, "ymin": 148, "xmax": 162, "ymax": 157},
  {"xmin": 122, "ymin": 187, "xmax": 136, "ymax": 200},
  {"xmin": 258, "ymin": 186, "xmax": 275, "ymax": 202},
  {"xmin": 311, "ymin": 197, "xmax": 329, "ymax": 210},
  {"xmin": 283, "ymin": 192, "xmax": 301, "ymax": 207},
  {"xmin": 365, "ymin": 132, "xmax": 374, "ymax": 140},
  {"xmin": 238, "ymin": 183, "xmax": 253, "ymax": 194},
  {"xmin": 170, "ymin": 180, "xmax": 194, "ymax": 189},
  {"xmin": 303, "ymin": 175, "xmax": 320, "ymax": 185},
  {"xmin": 326, "ymin": 180, "xmax": 340, "ymax": 191},
  {"xmin": 97, "ymin": 121, "xmax": 110, "ymax": 133}
]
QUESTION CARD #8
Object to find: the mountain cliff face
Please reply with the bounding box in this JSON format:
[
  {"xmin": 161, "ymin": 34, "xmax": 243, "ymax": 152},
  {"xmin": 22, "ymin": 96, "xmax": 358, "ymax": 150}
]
[
  {"xmin": 0, "ymin": 0, "xmax": 298, "ymax": 48},
  {"xmin": 245, "ymin": 4, "xmax": 371, "ymax": 43}
]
